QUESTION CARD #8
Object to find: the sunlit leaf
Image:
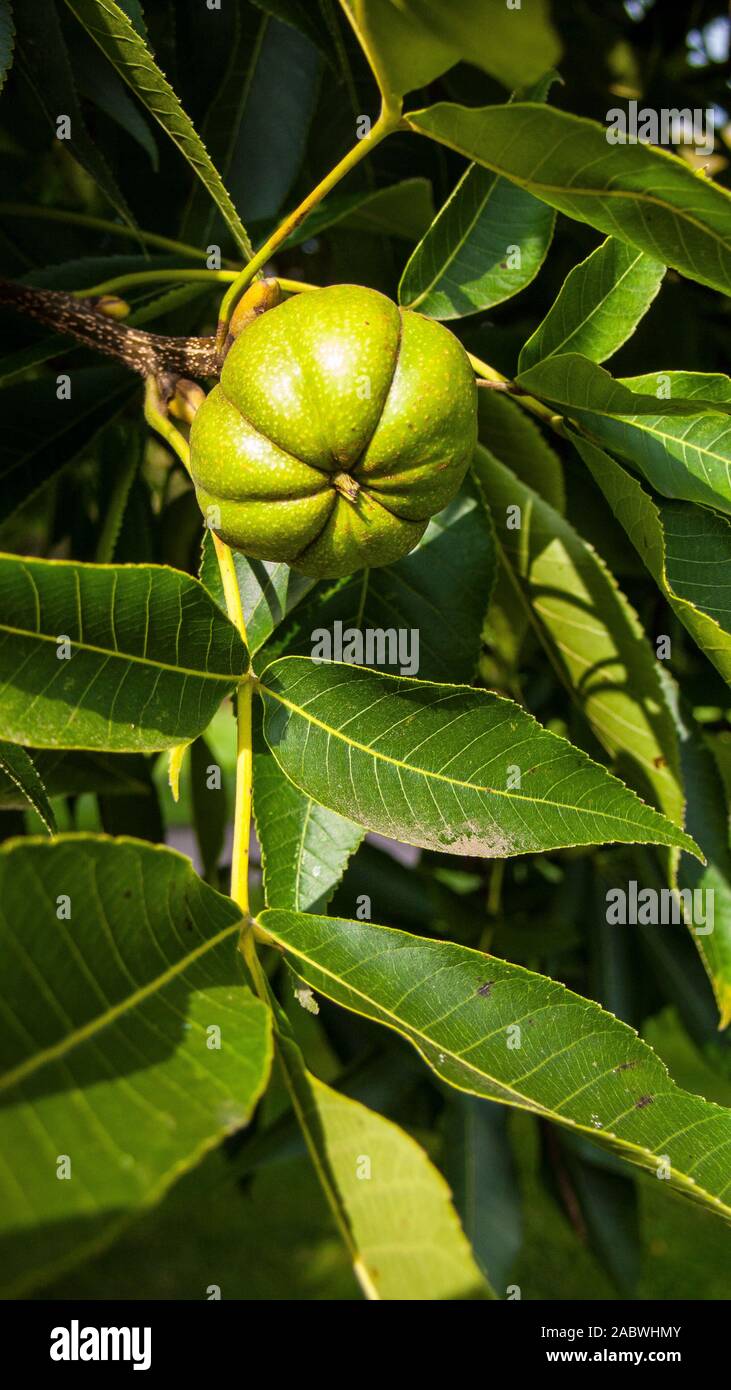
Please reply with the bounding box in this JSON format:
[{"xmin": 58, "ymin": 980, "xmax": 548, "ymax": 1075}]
[
  {"xmin": 399, "ymin": 76, "xmax": 556, "ymax": 319},
  {"xmin": 340, "ymin": 0, "xmax": 559, "ymax": 102},
  {"xmin": 406, "ymin": 102, "xmax": 731, "ymax": 297},
  {"xmin": 517, "ymin": 354, "xmax": 731, "ymax": 516},
  {"xmin": 254, "ymin": 729, "xmax": 362, "ymax": 912},
  {"xmin": 0, "ymin": 555, "xmax": 248, "ymax": 753},
  {"xmin": 472, "ymin": 442, "xmax": 686, "ymax": 845},
  {"xmin": 0, "ymin": 835, "xmax": 272, "ymax": 1296},
  {"xmin": 519, "ymin": 236, "xmax": 665, "ymax": 371},
  {"xmin": 263, "ymin": 988, "xmax": 491, "ymax": 1299},
  {"xmin": 262, "ymin": 908, "xmax": 731, "ymax": 1219},
  {"xmin": 573, "ymin": 432, "xmax": 731, "ymax": 686},
  {"xmin": 258, "ymin": 656, "xmax": 701, "ymax": 859}
]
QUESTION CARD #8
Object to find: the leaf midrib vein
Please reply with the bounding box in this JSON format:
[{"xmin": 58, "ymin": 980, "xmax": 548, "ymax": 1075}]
[
  {"xmin": 0, "ymin": 918, "xmax": 240, "ymax": 1093},
  {"xmin": 259, "ymin": 679, "xmax": 671, "ymax": 831},
  {"xmin": 0, "ymin": 622, "xmax": 241, "ymax": 682}
]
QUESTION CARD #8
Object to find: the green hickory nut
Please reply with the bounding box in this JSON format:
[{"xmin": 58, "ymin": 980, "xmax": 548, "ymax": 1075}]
[{"xmin": 189, "ymin": 284, "xmax": 477, "ymax": 577}]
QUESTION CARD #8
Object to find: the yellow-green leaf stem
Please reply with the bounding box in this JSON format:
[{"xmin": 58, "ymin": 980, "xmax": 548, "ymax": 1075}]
[
  {"xmin": 468, "ymin": 351, "xmax": 566, "ymax": 436},
  {"xmin": 142, "ymin": 377, "xmax": 192, "ymax": 472},
  {"xmin": 216, "ymin": 107, "xmax": 401, "ymax": 351}
]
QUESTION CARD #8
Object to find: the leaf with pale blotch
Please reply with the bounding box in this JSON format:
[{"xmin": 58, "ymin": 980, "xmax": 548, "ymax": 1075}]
[
  {"xmin": 406, "ymin": 103, "xmax": 731, "ymax": 297},
  {"xmin": 573, "ymin": 433, "xmax": 731, "ymax": 686},
  {"xmin": 258, "ymin": 656, "xmax": 701, "ymax": 860},
  {"xmin": 516, "ymin": 354, "xmax": 731, "ymax": 517},
  {"xmin": 519, "ymin": 236, "xmax": 665, "ymax": 371},
  {"xmin": 0, "ymin": 836, "xmax": 272, "ymax": 1296},
  {"xmin": 262, "ymin": 908, "xmax": 731, "ymax": 1220},
  {"xmin": 0, "ymin": 555, "xmax": 248, "ymax": 754}
]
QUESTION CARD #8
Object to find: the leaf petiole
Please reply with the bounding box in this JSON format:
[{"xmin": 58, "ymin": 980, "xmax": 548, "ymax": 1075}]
[
  {"xmin": 216, "ymin": 104, "xmax": 402, "ymax": 352},
  {"xmin": 468, "ymin": 350, "xmax": 566, "ymax": 437}
]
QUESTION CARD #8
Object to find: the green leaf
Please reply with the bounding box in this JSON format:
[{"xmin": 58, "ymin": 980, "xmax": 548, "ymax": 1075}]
[
  {"xmin": 264, "ymin": 990, "xmax": 490, "ymax": 1299},
  {"xmin": 399, "ymin": 76, "xmax": 556, "ymax": 320},
  {"xmin": 542, "ymin": 1130, "xmax": 640, "ymax": 1296},
  {"xmin": 70, "ymin": 31, "xmax": 159, "ymax": 169},
  {"xmin": 339, "ymin": 0, "xmax": 456, "ymax": 104},
  {"xmin": 0, "ymin": 0, "xmax": 15, "ymax": 95},
  {"xmin": 250, "ymin": 178, "xmax": 435, "ymax": 251},
  {"xmin": 263, "ymin": 490, "xmax": 495, "ymax": 684},
  {"xmin": 261, "ymin": 908, "xmax": 731, "ymax": 1219},
  {"xmin": 443, "ymin": 1094, "xmax": 522, "ymax": 1292},
  {"xmin": 199, "ymin": 528, "xmax": 316, "ymax": 657},
  {"xmin": 251, "ymin": 0, "xmax": 331, "ymax": 58},
  {"xmin": 0, "ymin": 555, "xmax": 248, "ymax": 753},
  {"xmin": 478, "ymin": 389, "xmax": 565, "ymax": 513},
  {"xmin": 519, "ymin": 236, "xmax": 665, "ymax": 371},
  {"xmin": 0, "ymin": 741, "xmax": 55, "ymax": 832},
  {"xmin": 472, "ymin": 443, "xmax": 686, "ymax": 844},
  {"xmin": 226, "ymin": 17, "xmax": 322, "ymax": 224},
  {"xmin": 178, "ymin": 2, "xmax": 263, "ymax": 247},
  {"xmin": 190, "ymin": 734, "xmax": 227, "ymax": 881},
  {"xmin": 15, "ymin": 0, "xmax": 135, "ymax": 230},
  {"xmin": 0, "ymin": 367, "xmax": 136, "ymax": 523},
  {"xmin": 620, "ymin": 371, "xmax": 731, "ymax": 414},
  {"xmin": 406, "ymin": 103, "xmax": 731, "ymax": 298},
  {"xmin": 0, "ymin": 338, "xmax": 71, "ymax": 391},
  {"xmin": 316, "ymin": 178, "xmax": 435, "ymax": 242},
  {"xmin": 254, "ymin": 732, "xmax": 363, "ymax": 912},
  {"xmin": 573, "ymin": 433, "xmax": 731, "ymax": 686},
  {"xmin": 398, "ymin": 160, "xmax": 555, "ymax": 320},
  {"xmin": 516, "ymin": 354, "xmax": 731, "ymax": 517},
  {"xmin": 664, "ymin": 682, "xmax": 731, "ymax": 1030},
  {"xmin": 0, "ymin": 835, "xmax": 272, "ymax": 1296},
  {"xmin": 258, "ymin": 656, "xmax": 701, "ymax": 859},
  {"xmin": 0, "ymin": 751, "xmax": 150, "ymax": 808},
  {"xmin": 63, "ymin": 0, "xmax": 255, "ymax": 259},
  {"xmin": 340, "ymin": 1, "xmax": 559, "ymax": 103}
]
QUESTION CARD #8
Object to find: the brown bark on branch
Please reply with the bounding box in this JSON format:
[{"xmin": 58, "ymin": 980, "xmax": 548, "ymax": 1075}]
[{"xmin": 0, "ymin": 279, "xmax": 219, "ymax": 378}]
